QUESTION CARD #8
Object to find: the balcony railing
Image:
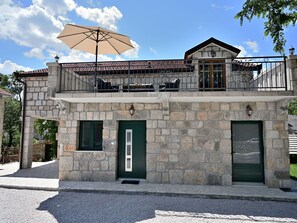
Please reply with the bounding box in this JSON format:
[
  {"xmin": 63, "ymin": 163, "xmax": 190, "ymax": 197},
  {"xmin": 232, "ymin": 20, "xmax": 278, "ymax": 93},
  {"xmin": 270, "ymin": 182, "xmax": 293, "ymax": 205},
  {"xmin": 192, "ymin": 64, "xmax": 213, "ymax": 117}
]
[{"xmin": 58, "ymin": 56, "xmax": 291, "ymax": 93}]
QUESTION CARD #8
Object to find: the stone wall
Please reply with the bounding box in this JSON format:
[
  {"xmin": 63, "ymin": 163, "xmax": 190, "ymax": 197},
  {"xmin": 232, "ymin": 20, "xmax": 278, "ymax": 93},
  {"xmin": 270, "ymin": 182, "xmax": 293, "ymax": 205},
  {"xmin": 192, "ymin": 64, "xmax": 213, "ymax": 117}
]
[
  {"xmin": 20, "ymin": 76, "xmax": 59, "ymax": 168},
  {"xmin": 25, "ymin": 76, "xmax": 59, "ymax": 119},
  {"xmin": 57, "ymin": 100, "xmax": 290, "ymax": 187},
  {"xmin": 32, "ymin": 142, "xmax": 47, "ymax": 161}
]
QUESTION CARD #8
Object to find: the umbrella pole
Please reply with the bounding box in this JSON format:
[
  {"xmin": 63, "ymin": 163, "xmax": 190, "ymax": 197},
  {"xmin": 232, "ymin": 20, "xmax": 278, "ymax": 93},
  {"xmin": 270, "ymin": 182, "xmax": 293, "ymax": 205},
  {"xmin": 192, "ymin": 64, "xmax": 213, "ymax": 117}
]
[
  {"xmin": 94, "ymin": 30, "xmax": 99, "ymax": 92},
  {"xmin": 94, "ymin": 45, "xmax": 98, "ymax": 92}
]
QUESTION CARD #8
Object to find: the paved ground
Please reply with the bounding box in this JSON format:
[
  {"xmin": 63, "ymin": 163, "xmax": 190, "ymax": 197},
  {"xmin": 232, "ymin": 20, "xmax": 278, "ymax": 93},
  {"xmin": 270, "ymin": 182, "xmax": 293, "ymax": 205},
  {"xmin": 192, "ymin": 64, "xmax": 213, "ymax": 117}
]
[
  {"xmin": 0, "ymin": 160, "xmax": 59, "ymax": 190},
  {"xmin": 1, "ymin": 187, "xmax": 297, "ymax": 223},
  {"xmin": 292, "ymin": 178, "xmax": 297, "ymax": 188},
  {"xmin": 1, "ymin": 161, "xmax": 297, "ymax": 202}
]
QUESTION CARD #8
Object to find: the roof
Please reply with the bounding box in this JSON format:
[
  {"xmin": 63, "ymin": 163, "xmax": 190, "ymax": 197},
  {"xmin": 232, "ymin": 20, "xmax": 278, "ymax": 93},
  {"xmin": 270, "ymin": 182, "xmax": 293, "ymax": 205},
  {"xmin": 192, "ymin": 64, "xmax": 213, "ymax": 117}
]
[
  {"xmin": 15, "ymin": 69, "xmax": 48, "ymax": 77},
  {"xmin": 15, "ymin": 60, "xmax": 194, "ymax": 77},
  {"xmin": 184, "ymin": 37, "xmax": 241, "ymax": 59},
  {"xmin": 0, "ymin": 88, "xmax": 12, "ymax": 97}
]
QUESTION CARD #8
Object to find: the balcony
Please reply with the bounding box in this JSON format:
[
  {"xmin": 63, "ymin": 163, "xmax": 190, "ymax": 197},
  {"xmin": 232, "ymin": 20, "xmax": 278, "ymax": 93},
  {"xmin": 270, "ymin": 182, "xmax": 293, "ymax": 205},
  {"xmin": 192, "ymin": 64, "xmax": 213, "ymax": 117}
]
[{"xmin": 53, "ymin": 56, "xmax": 294, "ymax": 103}]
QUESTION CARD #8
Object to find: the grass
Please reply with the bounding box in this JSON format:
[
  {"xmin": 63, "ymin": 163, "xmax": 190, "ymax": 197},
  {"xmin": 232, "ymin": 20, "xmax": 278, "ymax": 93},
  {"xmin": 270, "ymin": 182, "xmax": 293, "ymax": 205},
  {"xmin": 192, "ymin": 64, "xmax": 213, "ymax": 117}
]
[{"xmin": 291, "ymin": 164, "xmax": 297, "ymax": 180}]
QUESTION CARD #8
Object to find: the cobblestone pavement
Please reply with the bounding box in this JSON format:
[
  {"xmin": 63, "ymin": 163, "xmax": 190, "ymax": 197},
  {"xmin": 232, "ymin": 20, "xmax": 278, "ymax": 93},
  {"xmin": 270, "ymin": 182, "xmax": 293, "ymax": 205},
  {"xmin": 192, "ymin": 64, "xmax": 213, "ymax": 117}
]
[{"xmin": 1, "ymin": 188, "xmax": 297, "ymax": 223}]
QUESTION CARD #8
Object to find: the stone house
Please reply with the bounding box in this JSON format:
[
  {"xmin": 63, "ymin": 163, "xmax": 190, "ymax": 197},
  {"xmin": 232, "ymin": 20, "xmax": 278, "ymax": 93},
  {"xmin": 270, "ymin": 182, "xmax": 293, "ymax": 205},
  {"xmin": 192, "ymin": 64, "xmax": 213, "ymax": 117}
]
[
  {"xmin": 0, "ymin": 88, "xmax": 12, "ymax": 159},
  {"xmin": 16, "ymin": 37, "xmax": 297, "ymax": 188}
]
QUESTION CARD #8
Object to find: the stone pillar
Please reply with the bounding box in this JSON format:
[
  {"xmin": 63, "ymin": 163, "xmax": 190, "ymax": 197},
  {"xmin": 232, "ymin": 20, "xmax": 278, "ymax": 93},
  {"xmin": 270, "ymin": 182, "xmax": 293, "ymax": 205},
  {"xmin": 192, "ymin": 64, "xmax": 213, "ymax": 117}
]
[
  {"xmin": 192, "ymin": 57, "xmax": 199, "ymax": 89},
  {"xmin": 275, "ymin": 99, "xmax": 291, "ymax": 188},
  {"xmin": 287, "ymin": 55, "xmax": 297, "ymax": 95},
  {"xmin": 0, "ymin": 97, "xmax": 4, "ymax": 160},
  {"xmin": 21, "ymin": 116, "xmax": 35, "ymax": 168},
  {"xmin": 46, "ymin": 62, "xmax": 60, "ymax": 97}
]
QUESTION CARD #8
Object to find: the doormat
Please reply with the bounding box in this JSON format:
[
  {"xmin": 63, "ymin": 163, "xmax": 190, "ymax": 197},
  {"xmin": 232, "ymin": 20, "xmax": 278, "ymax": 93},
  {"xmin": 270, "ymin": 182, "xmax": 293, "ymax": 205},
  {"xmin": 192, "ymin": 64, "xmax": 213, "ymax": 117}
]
[{"xmin": 121, "ymin": 180, "xmax": 140, "ymax": 185}]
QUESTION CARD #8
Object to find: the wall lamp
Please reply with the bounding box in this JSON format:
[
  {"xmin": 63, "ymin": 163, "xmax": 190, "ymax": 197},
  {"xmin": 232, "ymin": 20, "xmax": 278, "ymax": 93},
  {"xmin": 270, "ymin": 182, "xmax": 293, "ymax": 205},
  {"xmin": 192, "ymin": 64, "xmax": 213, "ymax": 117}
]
[
  {"xmin": 129, "ymin": 104, "xmax": 135, "ymax": 116},
  {"xmin": 289, "ymin": 46, "xmax": 295, "ymax": 56},
  {"xmin": 246, "ymin": 104, "xmax": 253, "ymax": 117}
]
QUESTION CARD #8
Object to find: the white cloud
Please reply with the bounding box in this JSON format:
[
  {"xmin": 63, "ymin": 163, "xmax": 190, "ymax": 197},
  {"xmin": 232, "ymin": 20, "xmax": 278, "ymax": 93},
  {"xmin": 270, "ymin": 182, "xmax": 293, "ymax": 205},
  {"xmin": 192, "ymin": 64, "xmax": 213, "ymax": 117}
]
[
  {"xmin": 0, "ymin": 1, "xmax": 64, "ymax": 50},
  {"xmin": 87, "ymin": 0, "xmax": 95, "ymax": 7},
  {"xmin": 235, "ymin": 45, "xmax": 250, "ymax": 57},
  {"xmin": 0, "ymin": 60, "xmax": 32, "ymax": 75},
  {"xmin": 245, "ymin": 40, "xmax": 259, "ymax": 53},
  {"xmin": 149, "ymin": 47, "xmax": 158, "ymax": 55},
  {"xmin": 0, "ymin": 1, "xmax": 134, "ymax": 67},
  {"xmin": 211, "ymin": 4, "xmax": 234, "ymax": 10},
  {"xmin": 24, "ymin": 48, "xmax": 44, "ymax": 59},
  {"xmin": 122, "ymin": 40, "xmax": 140, "ymax": 59},
  {"xmin": 75, "ymin": 6, "xmax": 123, "ymax": 31},
  {"xmin": 32, "ymin": 0, "xmax": 77, "ymax": 16},
  {"xmin": 223, "ymin": 6, "xmax": 234, "ymax": 11},
  {"xmin": 54, "ymin": 49, "xmax": 114, "ymax": 63}
]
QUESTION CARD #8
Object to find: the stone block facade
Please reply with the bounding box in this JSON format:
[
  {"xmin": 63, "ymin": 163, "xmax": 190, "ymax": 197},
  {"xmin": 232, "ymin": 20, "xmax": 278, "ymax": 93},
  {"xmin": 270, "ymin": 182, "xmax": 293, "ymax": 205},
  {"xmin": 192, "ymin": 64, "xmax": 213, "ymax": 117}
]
[
  {"xmin": 20, "ymin": 77, "xmax": 59, "ymax": 168},
  {"xmin": 25, "ymin": 77, "xmax": 60, "ymax": 119},
  {"xmin": 18, "ymin": 54, "xmax": 297, "ymax": 188},
  {"xmin": 54, "ymin": 100, "xmax": 290, "ymax": 187}
]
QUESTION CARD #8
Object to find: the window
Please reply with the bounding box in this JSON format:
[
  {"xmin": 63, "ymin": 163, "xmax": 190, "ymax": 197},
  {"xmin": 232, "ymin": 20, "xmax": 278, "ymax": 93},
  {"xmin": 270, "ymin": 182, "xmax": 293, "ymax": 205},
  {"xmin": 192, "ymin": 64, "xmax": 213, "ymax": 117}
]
[
  {"xmin": 199, "ymin": 60, "xmax": 226, "ymax": 91},
  {"xmin": 125, "ymin": 129, "xmax": 133, "ymax": 172},
  {"xmin": 79, "ymin": 121, "xmax": 103, "ymax": 151}
]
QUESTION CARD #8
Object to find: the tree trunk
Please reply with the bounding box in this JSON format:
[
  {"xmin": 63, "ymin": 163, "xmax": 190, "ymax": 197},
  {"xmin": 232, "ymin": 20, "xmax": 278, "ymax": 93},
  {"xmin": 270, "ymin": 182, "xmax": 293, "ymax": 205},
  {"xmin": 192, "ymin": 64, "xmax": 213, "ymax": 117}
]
[{"xmin": 8, "ymin": 132, "xmax": 13, "ymax": 148}]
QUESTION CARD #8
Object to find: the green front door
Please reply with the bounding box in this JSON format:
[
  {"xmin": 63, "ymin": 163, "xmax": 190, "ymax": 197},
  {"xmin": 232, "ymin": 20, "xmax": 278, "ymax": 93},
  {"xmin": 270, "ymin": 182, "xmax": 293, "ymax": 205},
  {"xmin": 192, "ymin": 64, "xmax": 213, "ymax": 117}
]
[
  {"xmin": 118, "ymin": 121, "xmax": 146, "ymax": 179},
  {"xmin": 231, "ymin": 121, "xmax": 264, "ymax": 183}
]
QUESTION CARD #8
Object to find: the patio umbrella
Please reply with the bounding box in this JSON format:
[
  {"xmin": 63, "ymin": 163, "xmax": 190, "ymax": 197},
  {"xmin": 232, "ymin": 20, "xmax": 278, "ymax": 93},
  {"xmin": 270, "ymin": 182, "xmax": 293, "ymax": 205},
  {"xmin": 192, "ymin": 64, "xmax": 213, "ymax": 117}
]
[{"xmin": 57, "ymin": 24, "xmax": 134, "ymax": 88}]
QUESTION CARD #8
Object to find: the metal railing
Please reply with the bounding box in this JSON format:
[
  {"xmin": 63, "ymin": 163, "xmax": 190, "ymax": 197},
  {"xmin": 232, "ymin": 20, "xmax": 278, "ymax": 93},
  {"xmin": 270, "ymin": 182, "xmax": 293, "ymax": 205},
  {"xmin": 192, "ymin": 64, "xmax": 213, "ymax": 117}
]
[{"xmin": 58, "ymin": 56, "xmax": 290, "ymax": 93}]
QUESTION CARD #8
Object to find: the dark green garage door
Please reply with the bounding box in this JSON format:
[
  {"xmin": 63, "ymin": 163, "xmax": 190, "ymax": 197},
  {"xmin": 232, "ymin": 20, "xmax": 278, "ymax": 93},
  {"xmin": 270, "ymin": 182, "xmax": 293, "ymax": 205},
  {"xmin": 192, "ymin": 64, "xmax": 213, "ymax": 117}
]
[
  {"xmin": 118, "ymin": 121, "xmax": 146, "ymax": 179},
  {"xmin": 231, "ymin": 121, "xmax": 264, "ymax": 183}
]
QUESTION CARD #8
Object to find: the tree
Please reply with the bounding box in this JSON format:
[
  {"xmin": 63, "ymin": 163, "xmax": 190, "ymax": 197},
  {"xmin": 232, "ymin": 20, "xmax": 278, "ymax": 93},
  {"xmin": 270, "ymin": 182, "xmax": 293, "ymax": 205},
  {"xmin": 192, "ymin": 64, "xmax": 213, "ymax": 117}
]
[
  {"xmin": 235, "ymin": 0, "xmax": 297, "ymax": 54},
  {"xmin": 0, "ymin": 73, "xmax": 23, "ymax": 102},
  {"xmin": 2, "ymin": 98, "xmax": 21, "ymax": 147},
  {"xmin": 34, "ymin": 119, "xmax": 58, "ymax": 159},
  {"xmin": 1, "ymin": 73, "xmax": 23, "ymax": 148},
  {"xmin": 289, "ymin": 99, "xmax": 297, "ymax": 115},
  {"xmin": 0, "ymin": 73, "xmax": 10, "ymax": 90}
]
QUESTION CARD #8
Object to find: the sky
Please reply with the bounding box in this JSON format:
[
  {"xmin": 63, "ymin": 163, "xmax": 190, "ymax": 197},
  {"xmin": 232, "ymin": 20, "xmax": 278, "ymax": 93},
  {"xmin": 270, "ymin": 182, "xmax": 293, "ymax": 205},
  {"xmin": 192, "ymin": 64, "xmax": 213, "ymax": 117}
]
[{"xmin": 0, "ymin": 0, "xmax": 296, "ymax": 74}]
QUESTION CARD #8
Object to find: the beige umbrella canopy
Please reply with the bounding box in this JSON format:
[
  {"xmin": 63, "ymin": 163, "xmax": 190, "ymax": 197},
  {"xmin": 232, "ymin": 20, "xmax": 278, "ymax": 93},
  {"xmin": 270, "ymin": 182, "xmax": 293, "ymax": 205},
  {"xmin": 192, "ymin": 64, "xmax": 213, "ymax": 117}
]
[
  {"xmin": 57, "ymin": 24, "xmax": 134, "ymax": 55},
  {"xmin": 57, "ymin": 24, "xmax": 134, "ymax": 87}
]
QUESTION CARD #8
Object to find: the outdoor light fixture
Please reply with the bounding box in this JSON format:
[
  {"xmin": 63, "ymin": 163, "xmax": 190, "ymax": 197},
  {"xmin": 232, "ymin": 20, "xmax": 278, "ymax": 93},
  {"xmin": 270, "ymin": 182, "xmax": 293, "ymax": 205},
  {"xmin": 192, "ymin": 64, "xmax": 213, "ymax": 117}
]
[
  {"xmin": 55, "ymin": 55, "xmax": 59, "ymax": 62},
  {"xmin": 246, "ymin": 104, "xmax": 253, "ymax": 117},
  {"xmin": 129, "ymin": 104, "xmax": 135, "ymax": 116},
  {"xmin": 289, "ymin": 46, "xmax": 295, "ymax": 56},
  {"xmin": 210, "ymin": 49, "xmax": 216, "ymax": 58}
]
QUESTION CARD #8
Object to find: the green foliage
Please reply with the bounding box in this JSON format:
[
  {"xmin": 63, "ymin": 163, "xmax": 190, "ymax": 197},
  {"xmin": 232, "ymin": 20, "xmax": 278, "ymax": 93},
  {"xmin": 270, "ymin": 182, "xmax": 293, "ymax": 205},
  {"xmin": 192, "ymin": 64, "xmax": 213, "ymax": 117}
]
[
  {"xmin": 2, "ymin": 98, "xmax": 21, "ymax": 148},
  {"xmin": 235, "ymin": 0, "xmax": 297, "ymax": 54},
  {"xmin": 0, "ymin": 73, "xmax": 23, "ymax": 102},
  {"xmin": 288, "ymin": 99, "xmax": 297, "ymax": 115},
  {"xmin": 1, "ymin": 73, "xmax": 23, "ymax": 148},
  {"xmin": 291, "ymin": 164, "xmax": 297, "ymax": 179},
  {"xmin": 34, "ymin": 119, "xmax": 58, "ymax": 159},
  {"xmin": 0, "ymin": 74, "xmax": 10, "ymax": 90}
]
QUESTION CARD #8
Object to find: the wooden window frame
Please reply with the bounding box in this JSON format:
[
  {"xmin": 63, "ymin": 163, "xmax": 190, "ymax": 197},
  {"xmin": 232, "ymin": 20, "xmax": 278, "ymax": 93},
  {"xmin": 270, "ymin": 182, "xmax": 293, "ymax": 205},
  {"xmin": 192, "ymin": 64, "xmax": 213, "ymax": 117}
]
[{"xmin": 199, "ymin": 60, "xmax": 226, "ymax": 91}]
